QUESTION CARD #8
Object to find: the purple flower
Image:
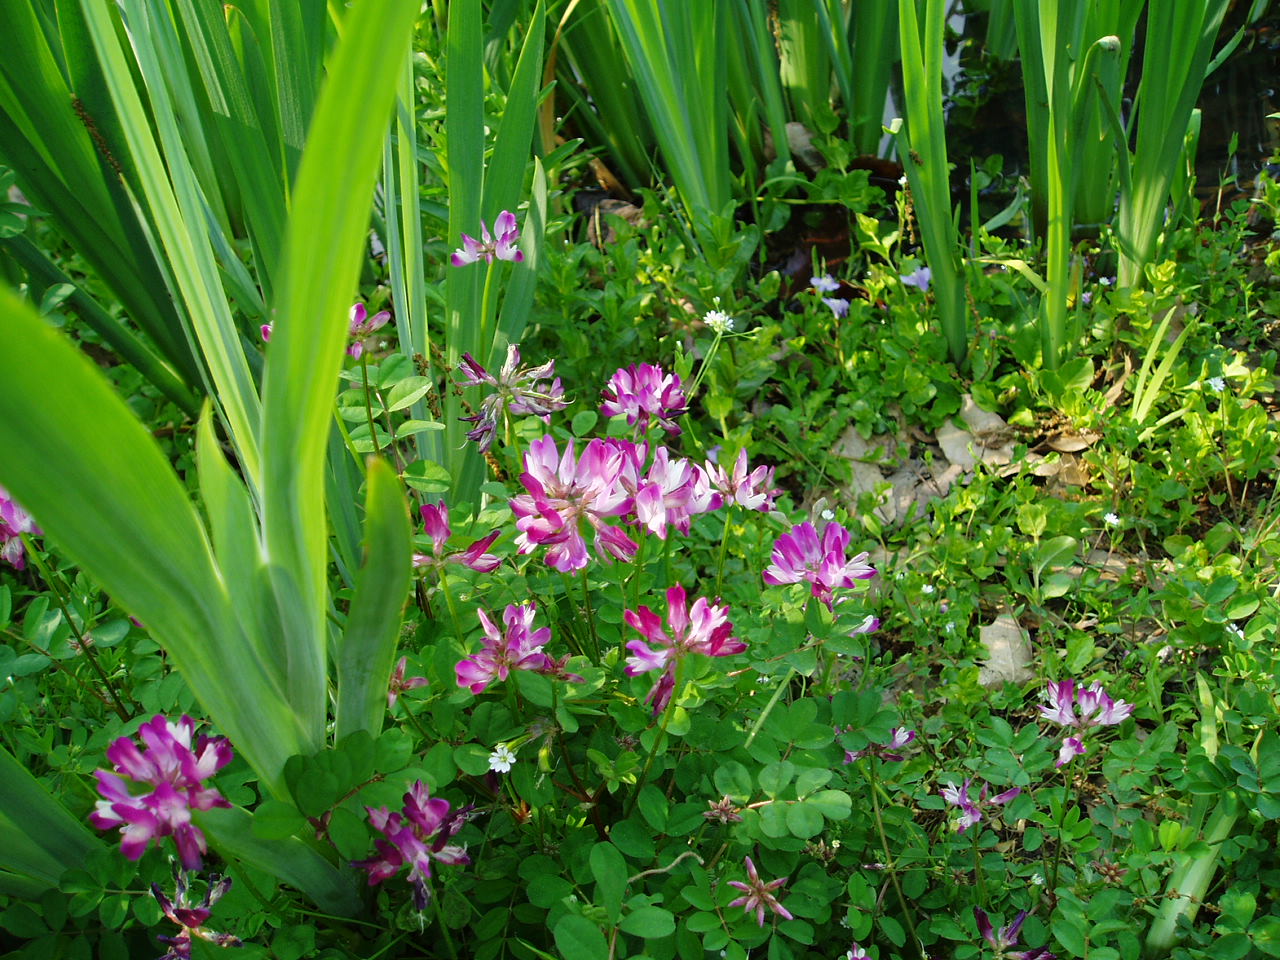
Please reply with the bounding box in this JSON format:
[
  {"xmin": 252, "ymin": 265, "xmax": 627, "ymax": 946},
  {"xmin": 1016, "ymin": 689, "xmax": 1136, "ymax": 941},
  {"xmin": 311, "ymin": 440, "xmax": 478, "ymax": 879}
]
[
  {"xmin": 458, "ymin": 344, "xmax": 567, "ymax": 453},
  {"xmin": 451, "ymin": 210, "xmax": 524, "ymax": 266},
  {"xmin": 1039, "ymin": 679, "xmax": 1133, "ymax": 767},
  {"xmin": 975, "ymin": 907, "xmax": 1056, "ymax": 960},
  {"xmin": 0, "ymin": 484, "xmax": 40, "ymax": 570},
  {"xmin": 762, "ymin": 520, "xmax": 877, "ymax": 609},
  {"xmin": 151, "ymin": 868, "xmax": 241, "ymax": 959},
  {"xmin": 940, "ymin": 778, "xmax": 1021, "ymax": 833},
  {"xmin": 388, "ymin": 656, "xmax": 429, "ymax": 709},
  {"xmin": 727, "ymin": 856, "xmax": 793, "ymax": 927},
  {"xmin": 824, "ymin": 297, "xmax": 850, "ymax": 318},
  {"xmin": 811, "ymin": 274, "xmax": 841, "ymax": 293},
  {"xmin": 706, "ymin": 449, "xmax": 777, "ymax": 512},
  {"xmin": 630, "ymin": 447, "xmax": 719, "ymax": 540},
  {"xmin": 346, "ymin": 302, "xmax": 391, "ymax": 360},
  {"xmin": 510, "ymin": 436, "xmax": 637, "ymax": 572},
  {"xmin": 455, "ymin": 602, "xmax": 576, "ymax": 694},
  {"xmin": 600, "ymin": 363, "xmax": 688, "ymax": 436},
  {"xmin": 900, "ymin": 266, "xmax": 932, "ymax": 291},
  {"xmin": 354, "ymin": 780, "xmax": 470, "ymax": 910},
  {"xmin": 412, "ymin": 500, "xmax": 502, "ymax": 573},
  {"xmin": 89, "ymin": 716, "xmax": 233, "ymax": 870},
  {"xmin": 843, "ymin": 726, "xmax": 916, "ymax": 763},
  {"xmin": 624, "ymin": 584, "xmax": 746, "ymax": 715}
]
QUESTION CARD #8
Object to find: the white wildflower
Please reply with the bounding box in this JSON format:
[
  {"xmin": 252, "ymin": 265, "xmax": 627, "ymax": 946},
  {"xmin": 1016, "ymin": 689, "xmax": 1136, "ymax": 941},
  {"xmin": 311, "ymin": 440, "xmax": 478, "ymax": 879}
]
[
  {"xmin": 488, "ymin": 744, "xmax": 517, "ymax": 774},
  {"xmin": 1207, "ymin": 376, "xmax": 1226, "ymax": 393},
  {"xmin": 921, "ymin": 584, "xmax": 935, "ymax": 595},
  {"xmin": 704, "ymin": 309, "xmax": 734, "ymax": 334},
  {"xmin": 1104, "ymin": 512, "xmax": 1121, "ymax": 527}
]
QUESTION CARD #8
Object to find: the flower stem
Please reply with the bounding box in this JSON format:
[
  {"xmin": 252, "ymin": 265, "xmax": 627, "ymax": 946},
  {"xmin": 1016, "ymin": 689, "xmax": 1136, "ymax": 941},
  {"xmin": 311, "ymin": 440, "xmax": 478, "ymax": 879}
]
[
  {"xmin": 625, "ymin": 658, "xmax": 682, "ymax": 819},
  {"xmin": 714, "ymin": 508, "xmax": 733, "ymax": 599},
  {"xmin": 867, "ymin": 759, "xmax": 923, "ymax": 959},
  {"xmin": 359, "ymin": 352, "xmax": 381, "ymax": 458},
  {"xmin": 23, "ymin": 536, "xmax": 132, "ymax": 722},
  {"xmin": 744, "ymin": 668, "xmax": 794, "ymax": 748},
  {"xmin": 579, "ymin": 568, "xmax": 601, "ymax": 662},
  {"xmin": 436, "ymin": 570, "xmax": 468, "ymax": 649}
]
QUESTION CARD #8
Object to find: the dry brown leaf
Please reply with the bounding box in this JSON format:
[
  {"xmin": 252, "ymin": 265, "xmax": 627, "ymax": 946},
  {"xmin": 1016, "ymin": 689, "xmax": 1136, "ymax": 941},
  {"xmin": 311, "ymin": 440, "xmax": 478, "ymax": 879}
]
[
  {"xmin": 1045, "ymin": 430, "xmax": 1101, "ymax": 453},
  {"xmin": 978, "ymin": 612, "xmax": 1035, "ymax": 687}
]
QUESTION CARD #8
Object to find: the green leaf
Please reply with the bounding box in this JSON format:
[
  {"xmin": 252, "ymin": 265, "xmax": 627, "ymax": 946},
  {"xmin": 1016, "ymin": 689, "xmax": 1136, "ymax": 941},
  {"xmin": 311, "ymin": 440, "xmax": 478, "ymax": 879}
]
[
  {"xmin": 249, "ymin": 800, "xmax": 307, "ymax": 841},
  {"xmin": 553, "ymin": 915, "xmax": 609, "ymax": 960},
  {"xmin": 385, "ymin": 376, "xmax": 433, "ymax": 412},
  {"xmin": 620, "ymin": 905, "xmax": 676, "ymax": 938},
  {"xmin": 589, "ymin": 842, "xmax": 627, "ymax": 924},
  {"xmin": 785, "ymin": 801, "xmax": 824, "ymax": 838},
  {"xmin": 713, "ymin": 761, "xmax": 753, "ymax": 800},
  {"xmin": 334, "ymin": 458, "xmax": 412, "ymax": 740}
]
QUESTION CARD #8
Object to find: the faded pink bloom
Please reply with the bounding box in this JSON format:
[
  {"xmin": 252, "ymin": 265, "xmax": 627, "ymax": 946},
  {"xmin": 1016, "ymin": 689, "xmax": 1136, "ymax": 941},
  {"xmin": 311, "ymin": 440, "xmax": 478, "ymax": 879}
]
[
  {"xmin": 346, "ymin": 302, "xmax": 391, "ymax": 360},
  {"xmin": 727, "ymin": 856, "xmax": 793, "ymax": 927},
  {"xmin": 458, "ymin": 344, "xmax": 567, "ymax": 453},
  {"xmin": 354, "ymin": 780, "xmax": 470, "ymax": 910},
  {"xmin": 1039, "ymin": 679, "xmax": 1133, "ymax": 767},
  {"xmin": 412, "ymin": 501, "xmax": 502, "ymax": 573},
  {"xmin": 509, "ymin": 436, "xmax": 637, "ymax": 572},
  {"xmin": 151, "ymin": 868, "xmax": 241, "ymax": 959},
  {"xmin": 842, "ymin": 726, "xmax": 916, "ymax": 763},
  {"xmin": 600, "ymin": 363, "xmax": 688, "ymax": 436},
  {"xmin": 704, "ymin": 448, "xmax": 777, "ymax": 512},
  {"xmin": 624, "ymin": 584, "xmax": 745, "ymax": 714},
  {"xmin": 762, "ymin": 520, "xmax": 876, "ymax": 609},
  {"xmin": 388, "ymin": 656, "xmax": 428, "ymax": 709},
  {"xmin": 975, "ymin": 907, "xmax": 1056, "ymax": 960},
  {"xmin": 456, "ymin": 602, "xmax": 573, "ymax": 694},
  {"xmin": 451, "ymin": 210, "xmax": 523, "ymax": 266},
  {"xmin": 939, "ymin": 778, "xmax": 1021, "ymax": 833},
  {"xmin": 0, "ymin": 484, "xmax": 40, "ymax": 570},
  {"xmin": 89, "ymin": 716, "xmax": 233, "ymax": 870}
]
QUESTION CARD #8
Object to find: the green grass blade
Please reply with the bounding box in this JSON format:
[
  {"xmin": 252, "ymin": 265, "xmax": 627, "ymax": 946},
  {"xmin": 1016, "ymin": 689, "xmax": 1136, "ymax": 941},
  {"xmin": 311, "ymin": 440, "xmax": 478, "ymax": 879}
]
[
  {"xmin": 259, "ymin": 0, "xmax": 420, "ymax": 746},
  {"xmin": 0, "ymin": 745, "xmax": 99, "ymax": 889},
  {"xmin": 0, "ymin": 289, "xmax": 304, "ymax": 794},
  {"xmin": 334, "ymin": 458, "xmax": 413, "ymax": 741}
]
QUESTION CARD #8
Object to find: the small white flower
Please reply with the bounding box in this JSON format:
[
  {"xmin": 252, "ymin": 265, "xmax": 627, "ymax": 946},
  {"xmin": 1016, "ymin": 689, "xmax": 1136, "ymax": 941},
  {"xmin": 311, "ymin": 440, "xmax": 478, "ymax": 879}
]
[
  {"xmin": 1104, "ymin": 512, "xmax": 1121, "ymax": 527},
  {"xmin": 1031, "ymin": 873, "xmax": 1046, "ymax": 886},
  {"xmin": 756, "ymin": 674, "xmax": 773, "ymax": 684},
  {"xmin": 811, "ymin": 274, "xmax": 841, "ymax": 293},
  {"xmin": 1207, "ymin": 376, "xmax": 1226, "ymax": 393},
  {"xmin": 1098, "ymin": 276, "xmax": 1113, "ymax": 286},
  {"xmin": 898, "ymin": 175, "xmax": 908, "ymax": 187},
  {"xmin": 704, "ymin": 309, "xmax": 734, "ymax": 334},
  {"xmin": 488, "ymin": 744, "xmax": 517, "ymax": 773},
  {"xmin": 921, "ymin": 584, "xmax": 935, "ymax": 595},
  {"xmin": 944, "ymin": 622, "xmax": 956, "ymax": 632},
  {"xmin": 820, "ymin": 508, "xmax": 836, "ymax": 521}
]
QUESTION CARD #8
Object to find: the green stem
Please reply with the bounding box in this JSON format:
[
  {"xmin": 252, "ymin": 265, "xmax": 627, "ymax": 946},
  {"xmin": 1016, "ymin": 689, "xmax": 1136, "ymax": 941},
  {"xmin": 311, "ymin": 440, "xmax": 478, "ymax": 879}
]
[
  {"xmin": 359, "ymin": 352, "xmax": 381, "ymax": 457},
  {"xmin": 713, "ymin": 508, "xmax": 733, "ymax": 599},
  {"xmin": 1048, "ymin": 767, "xmax": 1073, "ymax": 892},
  {"xmin": 625, "ymin": 658, "xmax": 683, "ymax": 819},
  {"xmin": 745, "ymin": 668, "xmax": 794, "ymax": 748},
  {"xmin": 972, "ymin": 826, "xmax": 985, "ymax": 904},
  {"xmin": 478, "ymin": 260, "xmax": 498, "ymax": 357},
  {"xmin": 432, "ymin": 887, "xmax": 459, "ymax": 960},
  {"xmin": 437, "ymin": 569, "xmax": 468, "ymax": 648},
  {"xmin": 23, "ymin": 536, "xmax": 132, "ymax": 722},
  {"xmin": 580, "ymin": 568, "xmax": 601, "ymax": 662},
  {"xmin": 867, "ymin": 759, "xmax": 923, "ymax": 958}
]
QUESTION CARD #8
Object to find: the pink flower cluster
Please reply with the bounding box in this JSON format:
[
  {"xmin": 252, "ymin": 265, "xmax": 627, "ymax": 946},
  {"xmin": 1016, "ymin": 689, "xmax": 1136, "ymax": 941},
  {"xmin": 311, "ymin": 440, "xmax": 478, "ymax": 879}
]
[
  {"xmin": 354, "ymin": 780, "xmax": 470, "ymax": 910},
  {"xmin": 511, "ymin": 436, "xmax": 776, "ymax": 573},
  {"xmin": 624, "ymin": 584, "xmax": 746, "ymax": 714},
  {"xmin": 600, "ymin": 363, "xmax": 688, "ymax": 436},
  {"xmin": 762, "ymin": 520, "xmax": 877, "ymax": 609},
  {"xmin": 455, "ymin": 601, "xmax": 580, "ymax": 694},
  {"xmin": 940, "ymin": 778, "xmax": 1020, "ymax": 833},
  {"xmin": 151, "ymin": 869, "xmax": 241, "ymax": 959},
  {"xmin": 413, "ymin": 500, "xmax": 501, "ymax": 573},
  {"xmin": 450, "ymin": 210, "xmax": 524, "ymax": 266},
  {"xmin": 727, "ymin": 856, "xmax": 792, "ymax": 927},
  {"xmin": 841, "ymin": 726, "xmax": 916, "ymax": 763},
  {"xmin": 0, "ymin": 484, "xmax": 39, "ymax": 570},
  {"xmin": 1040, "ymin": 679, "xmax": 1133, "ymax": 767},
  {"xmin": 458, "ymin": 344, "xmax": 567, "ymax": 453},
  {"xmin": 260, "ymin": 301, "xmax": 390, "ymax": 359},
  {"xmin": 89, "ymin": 715, "xmax": 233, "ymax": 870}
]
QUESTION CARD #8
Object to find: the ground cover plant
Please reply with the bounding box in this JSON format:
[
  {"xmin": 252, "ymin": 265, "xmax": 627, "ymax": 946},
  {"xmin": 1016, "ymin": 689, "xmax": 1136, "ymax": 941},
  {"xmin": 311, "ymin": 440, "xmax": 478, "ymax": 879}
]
[{"xmin": 1, "ymin": 2, "xmax": 1280, "ymax": 960}]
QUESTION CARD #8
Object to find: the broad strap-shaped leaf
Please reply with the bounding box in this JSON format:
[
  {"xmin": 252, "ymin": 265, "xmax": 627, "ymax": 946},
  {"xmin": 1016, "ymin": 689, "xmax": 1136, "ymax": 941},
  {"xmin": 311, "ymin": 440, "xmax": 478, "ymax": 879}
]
[
  {"xmin": 334, "ymin": 457, "xmax": 413, "ymax": 741},
  {"xmin": 0, "ymin": 290, "xmax": 304, "ymax": 793},
  {"xmin": 259, "ymin": 0, "xmax": 420, "ymax": 747},
  {"xmin": 0, "ymin": 745, "xmax": 100, "ymax": 890},
  {"xmin": 199, "ymin": 805, "xmax": 359, "ymax": 917}
]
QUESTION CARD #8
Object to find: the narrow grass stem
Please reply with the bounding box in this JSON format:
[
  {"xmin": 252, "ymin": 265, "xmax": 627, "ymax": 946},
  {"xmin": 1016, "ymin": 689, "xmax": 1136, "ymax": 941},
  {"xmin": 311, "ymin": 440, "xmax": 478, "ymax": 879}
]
[
  {"xmin": 23, "ymin": 537, "xmax": 132, "ymax": 722},
  {"xmin": 359, "ymin": 352, "xmax": 381, "ymax": 457},
  {"xmin": 867, "ymin": 758, "xmax": 922, "ymax": 958},
  {"xmin": 745, "ymin": 667, "xmax": 794, "ymax": 748},
  {"xmin": 580, "ymin": 568, "xmax": 601, "ymax": 662},
  {"xmin": 714, "ymin": 508, "xmax": 732, "ymax": 599},
  {"xmin": 626, "ymin": 658, "xmax": 683, "ymax": 819},
  {"xmin": 437, "ymin": 570, "xmax": 468, "ymax": 649}
]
